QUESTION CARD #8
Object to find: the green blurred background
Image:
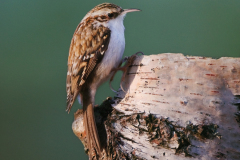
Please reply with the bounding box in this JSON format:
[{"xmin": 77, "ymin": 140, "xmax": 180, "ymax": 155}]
[{"xmin": 0, "ymin": 0, "xmax": 239, "ymax": 159}]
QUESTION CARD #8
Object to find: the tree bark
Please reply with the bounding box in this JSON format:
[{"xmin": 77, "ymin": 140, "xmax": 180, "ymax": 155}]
[{"xmin": 72, "ymin": 53, "xmax": 240, "ymax": 160}]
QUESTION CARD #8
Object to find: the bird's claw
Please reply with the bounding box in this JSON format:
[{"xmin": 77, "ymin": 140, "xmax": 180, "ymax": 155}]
[
  {"xmin": 109, "ymin": 51, "xmax": 144, "ymax": 93},
  {"xmin": 109, "ymin": 80, "xmax": 118, "ymax": 93},
  {"xmin": 120, "ymin": 83, "xmax": 127, "ymax": 93},
  {"xmin": 134, "ymin": 51, "xmax": 144, "ymax": 56}
]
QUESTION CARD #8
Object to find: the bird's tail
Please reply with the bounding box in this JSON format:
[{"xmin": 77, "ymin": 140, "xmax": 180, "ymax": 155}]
[{"xmin": 83, "ymin": 99, "xmax": 102, "ymax": 157}]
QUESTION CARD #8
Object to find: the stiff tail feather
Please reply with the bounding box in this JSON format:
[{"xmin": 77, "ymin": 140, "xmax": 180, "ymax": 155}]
[{"xmin": 84, "ymin": 103, "xmax": 102, "ymax": 157}]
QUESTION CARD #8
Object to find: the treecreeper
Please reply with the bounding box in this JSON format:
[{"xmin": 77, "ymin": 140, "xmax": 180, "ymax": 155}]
[{"xmin": 65, "ymin": 3, "xmax": 140, "ymax": 159}]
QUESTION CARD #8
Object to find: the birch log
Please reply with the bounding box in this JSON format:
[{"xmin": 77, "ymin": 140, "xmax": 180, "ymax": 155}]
[{"xmin": 72, "ymin": 53, "xmax": 240, "ymax": 160}]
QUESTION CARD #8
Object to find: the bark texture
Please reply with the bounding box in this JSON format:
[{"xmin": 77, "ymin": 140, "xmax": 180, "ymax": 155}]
[{"xmin": 72, "ymin": 53, "xmax": 240, "ymax": 160}]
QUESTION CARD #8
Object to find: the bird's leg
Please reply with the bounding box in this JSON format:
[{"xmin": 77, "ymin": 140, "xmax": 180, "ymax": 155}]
[
  {"xmin": 109, "ymin": 52, "xmax": 144, "ymax": 93},
  {"xmin": 109, "ymin": 57, "xmax": 128, "ymax": 92}
]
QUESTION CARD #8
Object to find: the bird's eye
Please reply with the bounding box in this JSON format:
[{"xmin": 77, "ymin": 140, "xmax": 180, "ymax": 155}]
[{"xmin": 108, "ymin": 13, "xmax": 114, "ymax": 18}]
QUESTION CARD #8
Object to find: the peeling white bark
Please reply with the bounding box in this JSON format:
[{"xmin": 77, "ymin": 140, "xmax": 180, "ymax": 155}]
[
  {"xmin": 73, "ymin": 53, "xmax": 240, "ymax": 160},
  {"xmin": 110, "ymin": 53, "xmax": 240, "ymax": 159}
]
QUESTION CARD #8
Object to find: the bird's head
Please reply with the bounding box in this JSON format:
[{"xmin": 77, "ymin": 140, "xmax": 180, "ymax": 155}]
[{"xmin": 82, "ymin": 3, "xmax": 140, "ymax": 27}]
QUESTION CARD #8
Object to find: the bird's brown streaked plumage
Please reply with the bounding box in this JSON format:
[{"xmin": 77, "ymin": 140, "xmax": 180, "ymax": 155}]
[
  {"xmin": 66, "ymin": 23, "xmax": 111, "ymax": 112},
  {"xmin": 66, "ymin": 3, "xmax": 140, "ymax": 159},
  {"xmin": 66, "ymin": 16, "xmax": 111, "ymax": 158}
]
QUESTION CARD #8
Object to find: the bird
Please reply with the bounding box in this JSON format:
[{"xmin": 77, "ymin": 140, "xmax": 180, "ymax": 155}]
[{"xmin": 66, "ymin": 3, "xmax": 140, "ymax": 159}]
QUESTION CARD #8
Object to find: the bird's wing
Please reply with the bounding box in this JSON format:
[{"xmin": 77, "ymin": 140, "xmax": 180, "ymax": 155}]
[{"xmin": 66, "ymin": 21, "xmax": 111, "ymax": 112}]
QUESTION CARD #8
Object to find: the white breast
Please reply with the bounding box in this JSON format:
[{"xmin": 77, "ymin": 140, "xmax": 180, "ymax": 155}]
[{"xmin": 95, "ymin": 14, "xmax": 126, "ymax": 85}]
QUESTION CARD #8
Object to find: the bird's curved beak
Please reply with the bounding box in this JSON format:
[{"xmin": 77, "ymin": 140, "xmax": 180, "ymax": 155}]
[{"xmin": 122, "ymin": 8, "xmax": 141, "ymax": 14}]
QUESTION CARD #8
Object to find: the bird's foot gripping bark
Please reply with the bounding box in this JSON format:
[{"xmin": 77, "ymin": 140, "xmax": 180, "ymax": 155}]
[{"xmin": 109, "ymin": 52, "xmax": 144, "ymax": 93}]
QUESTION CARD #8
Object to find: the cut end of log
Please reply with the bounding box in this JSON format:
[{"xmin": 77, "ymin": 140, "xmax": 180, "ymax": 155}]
[{"xmin": 73, "ymin": 53, "xmax": 240, "ymax": 159}]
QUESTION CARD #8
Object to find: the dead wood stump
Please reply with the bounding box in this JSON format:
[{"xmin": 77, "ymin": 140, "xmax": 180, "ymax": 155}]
[{"xmin": 72, "ymin": 53, "xmax": 240, "ymax": 160}]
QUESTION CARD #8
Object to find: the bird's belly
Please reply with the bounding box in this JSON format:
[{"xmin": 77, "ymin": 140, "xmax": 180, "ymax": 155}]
[{"xmin": 94, "ymin": 32, "xmax": 125, "ymax": 86}]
